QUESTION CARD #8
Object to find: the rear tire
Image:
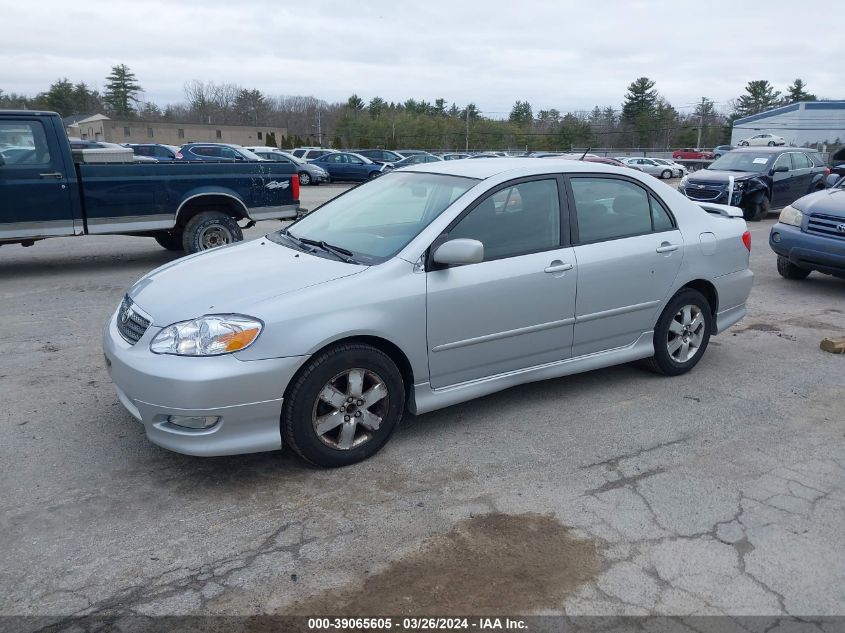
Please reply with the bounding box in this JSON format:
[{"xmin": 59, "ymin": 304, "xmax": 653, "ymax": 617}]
[
  {"xmin": 153, "ymin": 231, "xmax": 185, "ymax": 252},
  {"xmin": 642, "ymin": 289, "xmax": 713, "ymax": 377},
  {"xmin": 182, "ymin": 211, "xmax": 243, "ymax": 254},
  {"xmin": 282, "ymin": 343, "xmax": 405, "ymax": 468},
  {"xmin": 776, "ymin": 256, "xmax": 811, "ymax": 280},
  {"xmin": 768, "ymin": 141, "xmax": 776, "ymax": 146}
]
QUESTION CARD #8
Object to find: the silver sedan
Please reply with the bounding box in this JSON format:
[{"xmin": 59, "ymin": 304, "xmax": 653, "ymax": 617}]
[
  {"xmin": 103, "ymin": 159, "xmax": 753, "ymax": 467},
  {"xmin": 622, "ymin": 157, "xmax": 679, "ymax": 179}
]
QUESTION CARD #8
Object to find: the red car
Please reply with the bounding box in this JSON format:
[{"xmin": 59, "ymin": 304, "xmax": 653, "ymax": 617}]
[{"xmin": 672, "ymin": 148, "xmax": 715, "ymax": 160}]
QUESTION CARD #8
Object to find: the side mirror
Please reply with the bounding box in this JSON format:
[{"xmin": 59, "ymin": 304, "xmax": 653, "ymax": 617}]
[
  {"xmin": 827, "ymin": 173, "xmax": 842, "ymax": 188},
  {"xmin": 432, "ymin": 239, "xmax": 484, "ymax": 266},
  {"xmin": 772, "ymin": 165, "xmax": 789, "ymax": 173}
]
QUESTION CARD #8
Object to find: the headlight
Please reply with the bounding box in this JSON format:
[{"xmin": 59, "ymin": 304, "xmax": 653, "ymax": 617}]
[
  {"xmin": 679, "ymin": 175, "xmax": 689, "ymax": 188},
  {"xmin": 150, "ymin": 315, "xmax": 263, "ymax": 356},
  {"xmin": 733, "ymin": 180, "xmax": 746, "ymax": 190},
  {"xmin": 778, "ymin": 205, "xmax": 803, "ymax": 227}
]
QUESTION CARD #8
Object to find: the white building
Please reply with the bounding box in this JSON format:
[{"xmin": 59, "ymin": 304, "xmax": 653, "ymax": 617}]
[{"xmin": 731, "ymin": 101, "xmax": 845, "ymax": 149}]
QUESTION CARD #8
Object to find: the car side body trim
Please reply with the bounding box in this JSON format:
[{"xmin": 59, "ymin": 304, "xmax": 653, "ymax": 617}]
[{"xmin": 430, "ymin": 317, "xmax": 577, "ymax": 353}]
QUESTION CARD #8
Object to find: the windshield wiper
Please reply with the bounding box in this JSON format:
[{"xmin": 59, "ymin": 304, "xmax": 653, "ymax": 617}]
[
  {"xmin": 298, "ymin": 237, "xmax": 358, "ymax": 263},
  {"xmin": 277, "ymin": 229, "xmax": 314, "ymax": 252}
]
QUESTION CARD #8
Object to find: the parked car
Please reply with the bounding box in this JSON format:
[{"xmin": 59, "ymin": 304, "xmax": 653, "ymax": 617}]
[
  {"xmin": 103, "ymin": 158, "xmax": 753, "ymax": 466},
  {"xmin": 441, "ymin": 153, "xmax": 472, "ymax": 160},
  {"xmin": 67, "ymin": 140, "xmax": 157, "ymax": 162},
  {"xmin": 468, "ymin": 153, "xmax": 501, "ymax": 159},
  {"xmin": 388, "ymin": 153, "xmax": 443, "ymax": 169},
  {"xmin": 291, "ymin": 147, "xmax": 337, "ymax": 161},
  {"xmin": 176, "ymin": 143, "xmax": 263, "ymax": 162},
  {"xmin": 737, "ymin": 133, "xmax": 786, "ymax": 147},
  {"xmin": 672, "ymin": 148, "xmax": 715, "ymax": 160},
  {"xmin": 244, "ymin": 147, "xmax": 329, "ymax": 185},
  {"xmin": 712, "ymin": 145, "xmax": 734, "ymax": 159},
  {"xmin": 578, "ymin": 156, "xmax": 643, "ymax": 171},
  {"xmin": 128, "ymin": 143, "xmax": 180, "ymax": 161},
  {"xmin": 309, "ymin": 151, "xmax": 384, "ymax": 181},
  {"xmin": 622, "ymin": 157, "xmax": 677, "ymax": 179},
  {"xmin": 678, "ymin": 147, "xmax": 830, "ymax": 221},
  {"xmin": 651, "ymin": 158, "xmax": 687, "ymax": 178},
  {"xmin": 0, "ymin": 110, "xmax": 299, "ymax": 254},
  {"xmin": 353, "ymin": 149, "xmax": 405, "ymax": 166},
  {"xmin": 769, "ymin": 174, "xmax": 845, "ymax": 280}
]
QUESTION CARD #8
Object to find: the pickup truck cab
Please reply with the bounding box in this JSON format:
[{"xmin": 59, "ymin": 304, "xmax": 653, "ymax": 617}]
[{"xmin": 0, "ymin": 110, "xmax": 300, "ymax": 254}]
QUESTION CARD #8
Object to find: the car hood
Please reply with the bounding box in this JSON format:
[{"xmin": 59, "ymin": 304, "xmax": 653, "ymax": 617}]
[
  {"xmin": 689, "ymin": 170, "xmax": 764, "ymax": 183},
  {"xmin": 793, "ymin": 187, "xmax": 845, "ymax": 217},
  {"xmin": 127, "ymin": 238, "xmax": 367, "ymax": 326}
]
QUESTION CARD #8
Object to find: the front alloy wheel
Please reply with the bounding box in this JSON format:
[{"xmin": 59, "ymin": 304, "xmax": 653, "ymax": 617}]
[
  {"xmin": 282, "ymin": 343, "xmax": 405, "ymax": 467},
  {"xmin": 299, "ymin": 171, "xmax": 311, "ymax": 186}
]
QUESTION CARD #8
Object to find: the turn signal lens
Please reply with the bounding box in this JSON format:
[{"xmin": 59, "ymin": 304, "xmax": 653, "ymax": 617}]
[{"xmin": 742, "ymin": 230, "xmax": 751, "ymax": 252}]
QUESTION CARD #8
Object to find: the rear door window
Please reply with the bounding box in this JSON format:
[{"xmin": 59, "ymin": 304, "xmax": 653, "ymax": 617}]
[
  {"xmin": 791, "ymin": 152, "xmax": 811, "ymax": 170},
  {"xmin": 570, "ymin": 177, "xmax": 660, "ymax": 243}
]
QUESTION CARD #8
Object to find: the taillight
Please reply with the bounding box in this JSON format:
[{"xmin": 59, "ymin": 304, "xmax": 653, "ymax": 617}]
[
  {"xmin": 742, "ymin": 230, "xmax": 751, "ymax": 252},
  {"xmin": 291, "ymin": 174, "xmax": 300, "ymax": 201}
]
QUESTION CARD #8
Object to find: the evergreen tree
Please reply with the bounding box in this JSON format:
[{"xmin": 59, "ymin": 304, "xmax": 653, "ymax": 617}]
[
  {"xmin": 368, "ymin": 97, "xmax": 387, "ymax": 118},
  {"xmin": 785, "ymin": 79, "xmax": 816, "ymax": 103},
  {"xmin": 509, "ymin": 100, "xmax": 533, "ymax": 125},
  {"xmin": 103, "ymin": 64, "xmax": 142, "ymax": 117},
  {"xmin": 346, "ymin": 94, "xmax": 365, "ymax": 111},
  {"xmin": 734, "ymin": 80, "xmax": 781, "ymax": 117},
  {"xmin": 621, "ymin": 77, "xmax": 658, "ymax": 123}
]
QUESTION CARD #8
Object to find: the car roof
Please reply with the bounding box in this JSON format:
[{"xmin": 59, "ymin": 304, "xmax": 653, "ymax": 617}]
[
  {"xmin": 399, "ymin": 157, "xmax": 626, "ymax": 179},
  {"xmin": 731, "ymin": 147, "xmax": 799, "ymax": 154}
]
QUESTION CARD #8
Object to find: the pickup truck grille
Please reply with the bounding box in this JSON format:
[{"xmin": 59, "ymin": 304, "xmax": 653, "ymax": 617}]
[
  {"xmin": 806, "ymin": 213, "xmax": 845, "ymax": 240},
  {"xmin": 117, "ymin": 296, "xmax": 151, "ymax": 344},
  {"xmin": 684, "ymin": 182, "xmax": 724, "ymax": 201}
]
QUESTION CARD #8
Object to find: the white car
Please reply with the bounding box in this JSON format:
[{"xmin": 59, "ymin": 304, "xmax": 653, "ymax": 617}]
[
  {"xmin": 652, "ymin": 158, "xmax": 687, "ymax": 178},
  {"xmin": 737, "ymin": 133, "xmax": 785, "ymax": 147}
]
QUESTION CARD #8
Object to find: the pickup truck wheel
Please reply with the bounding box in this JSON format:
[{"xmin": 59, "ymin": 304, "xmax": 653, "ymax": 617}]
[
  {"xmin": 182, "ymin": 211, "xmax": 243, "ymax": 254},
  {"xmin": 154, "ymin": 231, "xmax": 185, "ymax": 252},
  {"xmin": 282, "ymin": 343, "xmax": 405, "ymax": 468},
  {"xmin": 776, "ymin": 256, "xmax": 811, "ymax": 280},
  {"xmin": 642, "ymin": 289, "xmax": 712, "ymax": 377},
  {"xmin": 299, "ymin": 171, "xmax": 311, "ymax": 186}
]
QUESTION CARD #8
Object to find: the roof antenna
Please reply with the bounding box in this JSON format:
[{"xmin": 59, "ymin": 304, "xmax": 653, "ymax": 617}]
[{"xmin": 580, "ymin": 147, "xmax": 591, "ymax": 161}]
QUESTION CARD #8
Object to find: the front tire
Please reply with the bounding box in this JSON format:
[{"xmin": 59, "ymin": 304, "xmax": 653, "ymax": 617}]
[
  {"xmin": 776, "ymin": 256, "xmax": 811, "ymax": 280},
  {"xmin": 282, "ymin": 343, "xmax": 405, "ymax": 468},
  {"xmin": 299, "ymin": 171, "xmax": 311, "ymax": 186},
  {"xmin": 661, "ymin": 169, "xmax": 672, "ymax": 179},
  {"xmin": 643, "ymin": 289, "xmax": 713, "ymax": 376},
  {"xmin": 767, "ymin": 141, "xmax": 776, "ymax": 146},
  {"xmin": 743, "ymin": 196, "xmax": 770, "ymax": 221},
  {"xmin": 182, "ymin": 211, "xmax": 243, "ymax": 254}
]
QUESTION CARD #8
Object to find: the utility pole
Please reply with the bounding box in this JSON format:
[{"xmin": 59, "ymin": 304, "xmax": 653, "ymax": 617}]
[
  {"xmin": 465, "ymin": 105, "xmax": 470, "ymax": 152},
  {"xmin": 696, "ymin": 97, "xmax": 707, "ymax": 149},
  {"xmin": 317, "ymin": 110, "xmax": 322, "ymax": 147}
]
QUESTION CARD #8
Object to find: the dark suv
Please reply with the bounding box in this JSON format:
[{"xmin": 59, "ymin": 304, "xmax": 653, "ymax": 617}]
[
  {"xmin": 176, "ymin": 143, "xmax": 261, "ymax": 162},
  {"xmin": 678, "ymin": 147, "xmax": 829, "ymax": 221}
]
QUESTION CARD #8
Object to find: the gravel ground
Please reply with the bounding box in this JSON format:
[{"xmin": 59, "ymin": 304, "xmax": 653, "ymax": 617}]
[{"xmin": 1, "ymin": 180, "xmax": 844, "ymax": 626}]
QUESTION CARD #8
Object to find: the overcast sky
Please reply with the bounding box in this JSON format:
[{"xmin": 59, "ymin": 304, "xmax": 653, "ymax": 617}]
[{"xmin": 3, "ymin": 0, "xmax": 843, "ymax": 116}]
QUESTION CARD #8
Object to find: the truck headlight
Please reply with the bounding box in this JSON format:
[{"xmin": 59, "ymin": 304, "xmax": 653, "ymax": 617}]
[
  {"xmin": 150, "ymin": 315, "xmax": 263, "ymax": 356},
  {"xmin": 778, "ymin": 205, "xmax": 803, "ymax": 227}
]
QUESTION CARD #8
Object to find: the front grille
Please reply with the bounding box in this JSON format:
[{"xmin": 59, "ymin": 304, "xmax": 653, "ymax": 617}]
[
  {"xmin": 806, "ymin": 213, "xmax": 845, "ymax": 240},
  {"xmin": 116, "ymin": 295, "xmax": 151, "ymax": 344},
  {"xmin": 684, "ymin": 182, "xmax": 724, "ymax": 202}
]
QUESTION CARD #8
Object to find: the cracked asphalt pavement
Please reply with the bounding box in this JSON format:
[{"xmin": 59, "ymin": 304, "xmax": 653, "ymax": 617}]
[{"xmin": 1, "ymin": 182, "xmax": 844, "ymax": 624}]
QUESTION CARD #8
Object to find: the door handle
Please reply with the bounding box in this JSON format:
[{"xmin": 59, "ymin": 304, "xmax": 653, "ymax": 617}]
[
  {"xmin": 544, "ymin": 261, "xmax": 574, "ymax": 273},
  {"xmin": 39, "ymin": 172, "xmax": 63, "ymax": 179},
  {"xmin": 656, "ymin": 242, "xmax": 679, "ymax": 254}
]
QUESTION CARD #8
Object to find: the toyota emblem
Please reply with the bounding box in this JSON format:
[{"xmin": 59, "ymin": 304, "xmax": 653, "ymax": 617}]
[
  {"xmin": 837, "ymin": 223, "xmax": 845, "ymax": 234},
  {"xmin": 697, "ymin": 185, "xmax": 705, "ymax": 189}
]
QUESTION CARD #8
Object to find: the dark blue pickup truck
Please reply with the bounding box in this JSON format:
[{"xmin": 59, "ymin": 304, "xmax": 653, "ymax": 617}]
[{"xmin": 0, "ymin": 110, "xmax": 300, "ymax": 254}]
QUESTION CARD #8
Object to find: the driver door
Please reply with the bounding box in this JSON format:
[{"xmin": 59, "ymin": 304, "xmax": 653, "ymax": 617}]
[
  {"xmin": 771, "ymin": 153, "xmax": 794, "ymax": 206},
  {"xmin": 426, "ymin": 177, "xmax": 577, "ymax": 388}
]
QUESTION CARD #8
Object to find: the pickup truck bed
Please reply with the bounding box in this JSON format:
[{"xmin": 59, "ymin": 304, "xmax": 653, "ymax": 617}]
[{"xmin": 0, "ymin": 110, "xmax": 300, "ymax": 254}]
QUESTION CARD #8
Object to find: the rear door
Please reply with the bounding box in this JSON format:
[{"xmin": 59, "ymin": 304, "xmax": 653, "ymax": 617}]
[
  {"xmin": 568, "ymin": 175, "xmax": 683, "ymax": 356},
  {"xmin": 0, "ymin": 117, "xmax": 76, "ymax": 240},
  {"xmin": 789, "ymin": 152, "xmax": 813, "ymax": 197},
  {"xmin": 426, "ymin": 177, "xmax": 577, "ymax": 388}
]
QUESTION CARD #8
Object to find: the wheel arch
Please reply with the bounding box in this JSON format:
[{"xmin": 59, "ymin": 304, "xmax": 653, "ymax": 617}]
[
  {"xmin": 676, "ymin": 278, "xmax": 719, "ymax": 319},
  {"xmin": 175, "ymin": 190, "xmax": 250, "ymax": 228}
]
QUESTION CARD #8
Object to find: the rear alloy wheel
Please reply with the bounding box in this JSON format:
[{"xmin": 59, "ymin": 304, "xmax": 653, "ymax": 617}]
[
  {"xmin": 642, "ymin": 289, "xmax": 713, "ymax": 376},
  {"xmin": 768, "ymin": 141, "xmax": 776, "ymax": 146},
  {"xmin": 661, "ymin": 169, "xmax": 672, "ymax": 179},
  {"xmin": 282, "ymin": 343, "xmax": 405, "ymax": 467},
  {"xmin": 776, "ymin": 256, "xmax": 811, "ymax": 280},
  {"xmin": 182, "ymin": 211, "xmax": 243, "ymax": 254},
  {"xmin": 299, "ymin": 171, "xmax": 311, "ymax": 186}
]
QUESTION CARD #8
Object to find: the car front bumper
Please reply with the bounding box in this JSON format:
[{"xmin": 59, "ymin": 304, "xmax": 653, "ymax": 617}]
[
  {"xmin": 102, "ymin": 310, "xmax": 307, "ymax": 456},
  {"xmin": 769, "ymin": 222, "xmax": 845, "ymax": 275}
]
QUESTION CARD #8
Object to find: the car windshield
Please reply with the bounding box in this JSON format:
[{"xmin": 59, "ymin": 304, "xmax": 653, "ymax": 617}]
[
  {"xmin": 708, "ymin": 152, "xmax": 773, "ymax": 173},
  {"xmin": 237, "ymin": 147, "xmax": 263, "ymax": 161},
  {"xmin": 269, "ymin": 172, "xmax": 478, "ymax": 264}
]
